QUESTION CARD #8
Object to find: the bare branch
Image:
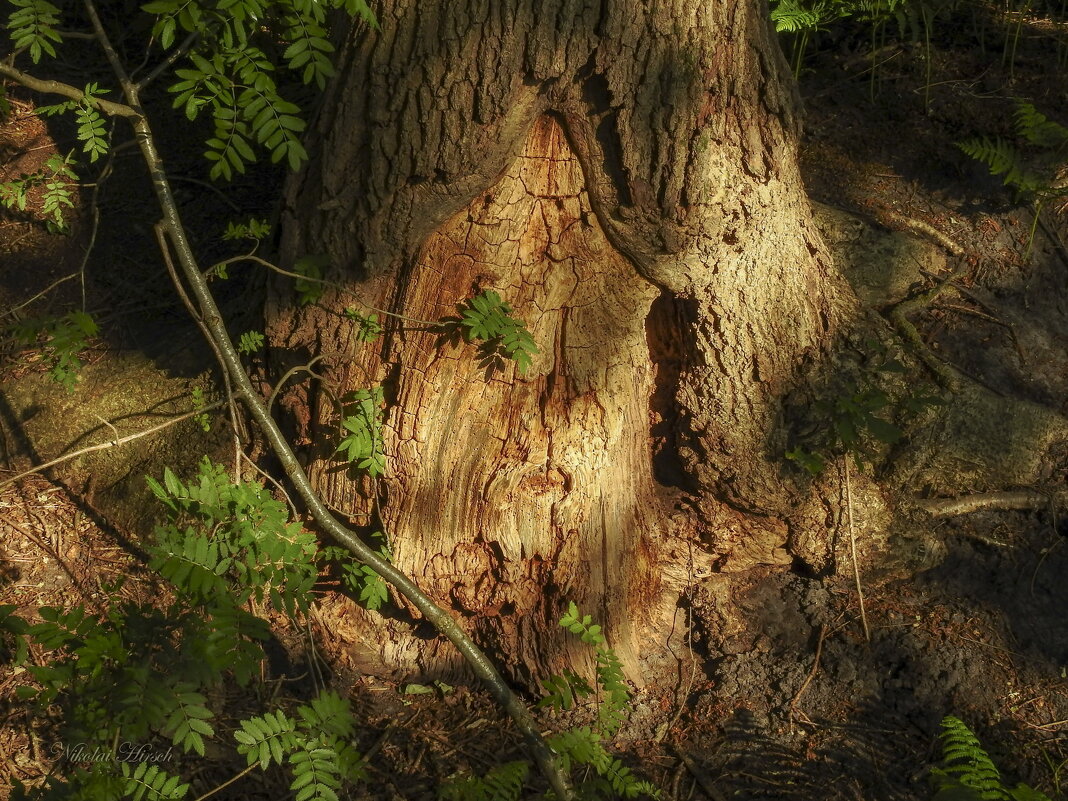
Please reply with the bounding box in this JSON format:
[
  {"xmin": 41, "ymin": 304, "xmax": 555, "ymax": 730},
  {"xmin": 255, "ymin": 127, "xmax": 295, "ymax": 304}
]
[{"xmin": 0, "ymin": 62, "xmax": 139, "ymax": 118}]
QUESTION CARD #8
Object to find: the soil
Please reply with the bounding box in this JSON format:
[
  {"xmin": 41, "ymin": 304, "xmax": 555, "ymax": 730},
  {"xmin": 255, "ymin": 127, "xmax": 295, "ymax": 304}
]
[{"xmin": 3, "ymin": 7, "xmax": 1068, "ymax": 801}]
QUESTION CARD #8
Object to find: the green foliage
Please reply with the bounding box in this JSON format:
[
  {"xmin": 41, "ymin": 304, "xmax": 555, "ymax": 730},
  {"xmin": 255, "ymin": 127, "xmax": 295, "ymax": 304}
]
[
  {"xmin": 445, "ymin": 605, "xmax": 656, "ymax": 799},
  {"xmin": 440, "ymin": 761, "xmax": 530, "ymax": 801},
  {"xmin": 786, "ymin": 344, "xmax": 943, "ymax": 475},
  {"xmin": 74, "ymin": 84, "xmax": 110, "ymax": 163},
  {"xmin": 959, "ymin": 101, "xmax": 1068, "ymax": 202},
  {"xmin": 11, "ymin": 310, "xmax": 98, "ymax": 391},
  {"xmin": 6, "ymin": 0, "xmax": 62, "ymax": 63},
  {"xmin": 223, "ymin": 217, "xmax": 272, "ymax": 240},
  {"xmin": 440, "ymin": 289, "xmax": 539, "ymax": 375},
  {"xmin": 235, "ymin": 692, "xmax": 365, "ymax": 799},
  {"xmin": 0, "ymin": 151, "xmax": 77, "ymax": 232},
  {"xmin": 930, "ymin": 716, "xmax": 1052, "ymax": 801},
  {"xmin": 159, "ymin": 683, "xmax": 215, "ymax": 756},
  {"xmin": 343, "ymin": 308, "xmax": 384, "ymax": 342},
  {"xmin": 551, "ymin": 602, "xmax": 630, "ymax": 738},
  {"xmin": 323, "ymin": 531, "xmax": 390, "ymax": 610},
  {"xmin": 147, "ymin": 457, "xmax": 320, "ymax": 616},
  {"xmin": 119, "ymin": 761, "xmax": 189, "ymax": 801},
  {"xmin": 292, "ymin": 253, "xmax": 329, "ymax": 305},
  {"xmin": 191, "ymin": 385, "xmax": 211, "ymax": 431},
  {"xmin": 769, "ymin": 0, "xmax": 911, "ymax": 33},
  {"xmin": 235, "ymin": 709, "xmax": 300, "ymax": 769},
  {"xmin": 0, "ymin": 604, "xmax": 30, "ymax": 665},
  {"xmin": 26, "ymin": 85, "xmax": 110, "ymax": 172},
  {"xmin": 335, "ymin": 386, "xmax": 386, "ymax": 478},
  {"xmin": 5, "ymin": 461, "xmax": 367, "ymax": 801},
  {"xmin": 539, "ymin": 669, "xmax": 594, "ymax": 712},
  {"xmin": 238, "ymin": 329, "xmax": 265, "ymax": 353},
  {"xmin": 548, "ymin": 727, "xmax": 659, "ymax": 800},
  {"xmin": 139, "ymin": 0, "xmax": 379, "ymax": 178}
]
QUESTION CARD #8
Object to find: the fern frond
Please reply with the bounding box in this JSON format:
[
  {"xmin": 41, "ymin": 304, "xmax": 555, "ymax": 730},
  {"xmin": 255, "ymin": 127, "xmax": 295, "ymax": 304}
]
[
  {"xmin": 770, "ymin": 0, "xmax": 828, "ymax": 32},
  {"xmin": 957, "ymin": 137, "xmax": 1047, "ymax": 197},
  {"xmin": 440, "ymin": 761, "xmax": 529, "ymax": 801},
  {"xmin": 1014, "ymin": 102, "xmax": 1068, "ymax": 150}
]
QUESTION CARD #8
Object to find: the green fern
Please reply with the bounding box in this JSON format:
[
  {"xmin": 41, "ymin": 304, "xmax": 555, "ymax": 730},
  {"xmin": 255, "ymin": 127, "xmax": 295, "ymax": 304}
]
[
  {"xmin": 930, "ymin": 716, "xmax": 1052, "ymax": 801},
  {"xmin": 1014, "ymin": 102, "xmax": 1068, "ymax": 150},
  {"xmin": 959, "ymin": 101, "xmax": 1068, "ymax": 201},
  {"xmin": 440, "ymin": 761, "xmax": 530, "ymax": 801},
  {"xmin": 958, "ymin": 137, "xmax": 1048, "ymax": 198},
  {"xmin": 770, "ymin": 0, "xmax": 829, "ymax": 33}
]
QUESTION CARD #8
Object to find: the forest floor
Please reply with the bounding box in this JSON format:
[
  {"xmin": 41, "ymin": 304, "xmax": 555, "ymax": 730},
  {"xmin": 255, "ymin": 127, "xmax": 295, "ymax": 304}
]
[{"xmin": 2, "ymin": 11, "xmax": 1068, "ymax": 801}]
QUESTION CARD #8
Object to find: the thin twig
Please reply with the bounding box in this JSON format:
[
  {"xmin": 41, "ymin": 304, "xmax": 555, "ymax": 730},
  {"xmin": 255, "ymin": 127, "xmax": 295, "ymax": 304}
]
[
  {"xmin": 92, "ymin": 413, "xmax": 120, "ymax": 443},
  {"xmin": 135, "ymin": 30, "xmax": 200, "ymax": 92},
  {"xmin": 0, "ymin": 273, "xmax": 78, "ymax": 319},
  {"xmin": 790, "ymin": 623, "xmax": 828, "ymax": 711},
  {"xmin": 215, "ymin": 252, "xmax": 440, "ymax": 326},
  {"xmin": 267, "ymin": 354, "xmax": 331, "ymax": 414},
  {"xmin": 155, "ymin": 223, "xmax": 248, "ymax": 457},
  {"xmin": 844, "ymin": 458, "xmax": 870, "ymax": 642},
  {"xmin": 190, "ymin": 764, "xmax": 257, "ymax": 801},
  {"xmin": 0, "ymin": 401, "xmax": 226, "ymax": 489}
]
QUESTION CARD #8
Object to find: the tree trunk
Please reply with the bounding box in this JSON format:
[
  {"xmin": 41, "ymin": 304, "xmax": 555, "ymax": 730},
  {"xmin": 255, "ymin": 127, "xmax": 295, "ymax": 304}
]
[{"xmin": 268, "ymin": 0, "xmax": 856, "ymax": 684}]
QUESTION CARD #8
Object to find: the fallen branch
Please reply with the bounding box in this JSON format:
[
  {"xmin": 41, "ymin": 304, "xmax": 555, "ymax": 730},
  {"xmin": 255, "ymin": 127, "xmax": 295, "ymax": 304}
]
[{"xmin": 0, "ymin": 401, "xmax": 226, "ymax": 490}]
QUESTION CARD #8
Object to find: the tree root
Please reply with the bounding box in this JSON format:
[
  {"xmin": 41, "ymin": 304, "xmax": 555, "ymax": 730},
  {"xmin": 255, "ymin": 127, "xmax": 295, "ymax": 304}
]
[{"xmin": 913, "ymin": 490, "xmax": 1068, "ymax": 518}]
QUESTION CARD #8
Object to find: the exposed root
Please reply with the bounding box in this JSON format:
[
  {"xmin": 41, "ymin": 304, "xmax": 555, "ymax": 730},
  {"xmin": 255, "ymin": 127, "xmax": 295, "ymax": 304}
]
[{"xmin": 913, "ymin": 489, "xmax": 1068, "ymax": 518}]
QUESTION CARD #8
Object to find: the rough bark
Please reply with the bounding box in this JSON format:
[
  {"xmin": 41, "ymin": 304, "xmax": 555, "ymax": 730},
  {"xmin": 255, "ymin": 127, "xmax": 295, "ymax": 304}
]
[{"xmin": 268, "ymin": 0, "xmax": 856, "ymax": 682}]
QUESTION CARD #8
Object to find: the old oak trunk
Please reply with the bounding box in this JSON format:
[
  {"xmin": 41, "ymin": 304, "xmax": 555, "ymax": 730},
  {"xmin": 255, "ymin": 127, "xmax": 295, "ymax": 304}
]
[{"xmin": 267, "ymin": 0, "xmax": 855, "ymax": 684}]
